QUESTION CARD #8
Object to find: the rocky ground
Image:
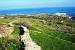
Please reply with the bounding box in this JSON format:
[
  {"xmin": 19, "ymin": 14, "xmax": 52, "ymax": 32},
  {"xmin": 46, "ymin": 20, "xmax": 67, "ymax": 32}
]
[{"xmin": 0, "ymin": 23, "xmax": 14, "ymax": 37}]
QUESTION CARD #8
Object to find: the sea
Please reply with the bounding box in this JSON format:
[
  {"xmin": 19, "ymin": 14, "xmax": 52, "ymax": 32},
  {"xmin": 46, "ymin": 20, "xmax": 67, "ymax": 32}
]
[{"xmin": 0, "ymin": 7, "xmax": 75, "ymax": 17}]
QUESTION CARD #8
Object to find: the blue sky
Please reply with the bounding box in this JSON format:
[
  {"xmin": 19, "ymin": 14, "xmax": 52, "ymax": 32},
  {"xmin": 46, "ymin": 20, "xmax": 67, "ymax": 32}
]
[{"xmin": 0, "ymin": 0, "xmax": 75, "ymax": 10}]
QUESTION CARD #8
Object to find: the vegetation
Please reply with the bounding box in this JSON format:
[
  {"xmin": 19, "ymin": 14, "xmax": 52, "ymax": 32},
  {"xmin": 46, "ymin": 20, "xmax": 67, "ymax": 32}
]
[
  {"xmin": 0, "ymin": 14, "xmax": 75, "ymax": 50},
  {"xmin": 0, "ymin": 24, "xmax": 24, "ymax": 50},
  {"xmin": 14, "ymin": 20, "xmax": 32, "ymax": 29},
  {"xmin": 30, "ymin": 22, "xmax": 75, "ymax": 50}
]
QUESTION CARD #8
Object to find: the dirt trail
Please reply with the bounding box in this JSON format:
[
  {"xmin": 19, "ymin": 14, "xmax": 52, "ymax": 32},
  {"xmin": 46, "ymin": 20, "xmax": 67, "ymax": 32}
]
[{"xmin": 20, "ymin": 26, "xmax": 41, "ymax": 50}]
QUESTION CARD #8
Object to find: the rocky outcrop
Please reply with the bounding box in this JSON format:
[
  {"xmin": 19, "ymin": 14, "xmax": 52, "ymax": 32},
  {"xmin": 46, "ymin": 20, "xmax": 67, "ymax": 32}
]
[{"xmin": 0, "ymin": 24, "xmax": 14, "ymax": 37}]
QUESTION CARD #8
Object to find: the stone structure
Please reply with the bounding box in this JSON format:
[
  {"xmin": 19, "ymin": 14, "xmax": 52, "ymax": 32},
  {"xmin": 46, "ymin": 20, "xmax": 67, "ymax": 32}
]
[
  {"xmin": 54, "ymin": 13, "xmax": 67, "ymax": 17},
  {"xmin": 20, "ymin": 26, "xmax": 41, "ymax": 50}
]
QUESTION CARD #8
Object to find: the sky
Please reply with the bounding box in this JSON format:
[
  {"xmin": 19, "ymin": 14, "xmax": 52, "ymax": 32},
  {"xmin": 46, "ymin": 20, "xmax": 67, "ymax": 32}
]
[{"xmin": 0, "ymin": 0, "xmax": 75, "ymax": 10}]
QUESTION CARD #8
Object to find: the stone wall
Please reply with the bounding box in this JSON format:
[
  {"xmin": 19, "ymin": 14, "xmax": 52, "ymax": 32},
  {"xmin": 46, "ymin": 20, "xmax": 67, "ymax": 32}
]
[{"xmin": 20, "ymin": 26, "xmax": 41, "ymax": 50}]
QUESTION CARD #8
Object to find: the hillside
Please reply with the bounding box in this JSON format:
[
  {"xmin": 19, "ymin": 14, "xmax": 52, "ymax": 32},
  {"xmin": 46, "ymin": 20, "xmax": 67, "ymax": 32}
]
[
  {"xmin": 0, "ymin": 14, "xmax": 75, "ymax": 50},
  {"xmin": 18, "ymin": 17, "xmax": 75, "ymax": 50}
]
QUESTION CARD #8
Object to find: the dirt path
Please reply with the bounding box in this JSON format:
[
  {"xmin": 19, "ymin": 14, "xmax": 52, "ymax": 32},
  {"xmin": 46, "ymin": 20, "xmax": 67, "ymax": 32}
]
[{"xmin": 20, "ymin": 26, "xmax": 41, "ymax": 50}]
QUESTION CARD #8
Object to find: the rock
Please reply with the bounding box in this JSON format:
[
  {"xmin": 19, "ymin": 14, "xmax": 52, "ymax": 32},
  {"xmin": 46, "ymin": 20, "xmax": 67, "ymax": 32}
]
[
  {"xmin": 8, "ymin": 23, "xmax": 13, "ymax": 27},
  {"xmin": 0, "ymin": 34, "xmax": 2, "ymax": 37}
]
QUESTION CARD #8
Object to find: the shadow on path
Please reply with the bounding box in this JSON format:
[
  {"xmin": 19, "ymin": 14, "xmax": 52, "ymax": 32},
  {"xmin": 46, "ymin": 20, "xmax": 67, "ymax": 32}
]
[{"xmin": 19, "ymin": 26, "xmax": 25, "ymax": 50}]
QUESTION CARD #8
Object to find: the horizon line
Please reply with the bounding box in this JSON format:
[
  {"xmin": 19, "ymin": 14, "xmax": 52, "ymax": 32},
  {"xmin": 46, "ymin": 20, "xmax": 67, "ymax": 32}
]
[{"xmin": 0, "ymin": 6, "xmax": 75, "ymax": 11}]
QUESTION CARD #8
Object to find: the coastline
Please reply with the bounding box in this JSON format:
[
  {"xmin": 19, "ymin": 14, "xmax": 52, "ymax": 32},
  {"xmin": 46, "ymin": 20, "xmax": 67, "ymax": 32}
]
[{"xmin": 0, "ymin": 7, "xmax": 75, "ymax": 17}]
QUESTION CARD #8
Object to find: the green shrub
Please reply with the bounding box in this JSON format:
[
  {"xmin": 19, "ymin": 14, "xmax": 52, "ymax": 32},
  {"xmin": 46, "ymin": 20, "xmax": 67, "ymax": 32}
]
[{"xmin": 0, "ymin": 37, "xmax": 25, "ymax": 50}]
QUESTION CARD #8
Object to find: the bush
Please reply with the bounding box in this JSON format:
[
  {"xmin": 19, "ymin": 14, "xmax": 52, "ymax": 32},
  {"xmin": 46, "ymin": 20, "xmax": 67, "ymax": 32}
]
[
  {"xmin": 66, "ymin": 24, "xmax": 73, "ymax": 27},
  {"xmin": 46, "ymin": 22, "xmax": 52, "ymax": 25},
  {"xmin": 0, "ymin": 37, "xmax": 21, "ymax": 50},
  {"xmin": 15, "ymin": 20, "xmax": 32, "ymax": 29},
  {"xmin": 71, "ymin": 37, "xmax": 75, "ymax": 43}
]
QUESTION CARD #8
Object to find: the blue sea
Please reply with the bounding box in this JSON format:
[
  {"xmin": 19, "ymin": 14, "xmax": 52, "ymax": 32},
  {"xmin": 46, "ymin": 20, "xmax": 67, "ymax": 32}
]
[{"xmin": 0, "ymin": 7, "xmax": 75, "ymax": 17}]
